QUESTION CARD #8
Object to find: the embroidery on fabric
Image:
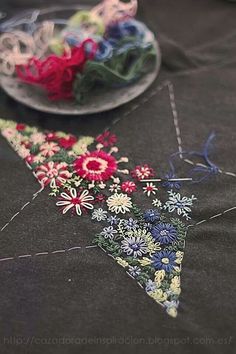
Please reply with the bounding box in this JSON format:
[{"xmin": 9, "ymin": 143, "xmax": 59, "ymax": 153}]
[{"xmin": 0, "ymin": 118, "xmax": 197, "ymax": 318}]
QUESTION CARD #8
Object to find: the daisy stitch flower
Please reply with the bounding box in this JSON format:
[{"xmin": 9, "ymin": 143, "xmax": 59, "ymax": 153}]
[
  {"xmin": 92, "ymin": 208, "xmax": 108, "ymax": 222},
  {"xmin": 151, "ymin": 223, "xmax": 177, "ymax": 245},
  {"xmin": 152, "ymin": 198, "xmax": 162, "ymax": 208},
  {"xmin": 96, "ymin": 131, "xmax": 117, "ymax": 147},
  {"xmin": 128, "ymin": 266, "xmax": 141, "ymax": 278},
  {"xmin": 143, "ymin": 209, "xmax": 160, "ymax": 223},
  {"xmin": 107, "ymin": 215, "xmax": 120, "ymax": 225},
  {"xmin": 35, "ymin": 161, "xmax": 71, "ymax": 188},
  {"xmin": 56, "ymin": 188, "xmax": 94, "ymax": 216},
  {"xmin": 143, "ymin": 183, "xmax": 158, "ymax": 197},
  {"xmin": 30, "ymin": 132, "xmax": 46, "ymax": 144},
  {"xmin": 100, "ymin": 226, "xmax": 117, "ymax": 239},
  {"xmin": 123, "ymin": 218, "xmax": 138, "ymax": 230},
  {"xmin": 109, "ymin": 183, "xmax": 121, "ymax": 193},
  {"xmin": 164, "ymin": 190, "xmax": 197, "ymax": 220},
  {"xmin": 121, "ymin": 236, "xmax": 148, "ymax": 258},
  {"xmin": 121, "ymin": 181, "xmax": 137, "ymax": 194},
  {"xmin": 131, "ymin": 164, "xmax": 154, "ymax": 181},
  {"xmin": 145, "ymin": 280, "xmax": 157, "ymax": 292},
  {"xmin": 107, "ymin": 193, "xmax": 132, "ymax": 214},
  {"xmin": 39, "ymin": 142, "xmax": 60, "ymax": 157},
  {"xmin": 151, "ymin": 250, "xmax": 177, "ymax": 272}
]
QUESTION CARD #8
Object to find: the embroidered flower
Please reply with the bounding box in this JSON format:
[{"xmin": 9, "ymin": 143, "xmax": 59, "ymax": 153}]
[
  {"xmin": 107, "ymin": 215, "xmax": 120, "ymax": 225},
  {"xmin": 72, "ymin": 136, "xmax": 94, "ymax": 155},
  {"xmin": 1, "ymin": 127, "xmax": 16, "ymax": 140},
  {"xmin": 96, "ymin": 131, "xmax": 117, "ymax": 147},
  {"xmin": 74, "ymin": 150, "xmax": 117, "ymax": 182},
  {"xmin": 151, "ymin": 223, "xmax": 177, "ymax": 245},
  {"xmin": 152, "ymin": 198, "xmax": 162, "ymax": 208},
  {"xmin": 39, "ymin": 142, "xmax": 60, "ymax": 157},
  {"xmin": 58, "ymin": 135, "xmax": 77, "ymax": 149},
  {"xmin": 109, "ymin": 183, "xmax": 121, "ymax": 193},
  {"xmin": 128, "ymin": 265, "xmax": 141, "ymax": 277},
  {"xmin": 30, "ymin": 132, "xmax": 46, "ymax": 145},
  {"xmin": 143, "ymin": 183, "xmax": 158, "ymax": 197},
  {"xmin": 56, "ymin": 188, "xmax": 94, "ymax": 216},
  {"xmin": 16, "ymin": 123, "xmax": 26, "ymax": 131},
  {"xmin": 143, "ymin": 209, "xmax": 160, "ymax": 223},
  {"xmin": 100, "ymin": 226, "xmax": 118, "ymax": 239},
  {"xmin": 92, "ymin": 208, "xmax": 108, "ymax": 221},
  {"xmin": 151, "ymin": 251, "xmax": 177, "ymax": 272},
  {"xmin": 35, "ymin": 162, "xmax": 71, "ymax": 187},
  {"xmin": 123, "ymin": 218, "xmax": 138, "ymax": 230},
  {"xmin": 18, "ymin": 145, "xmax": 30, "ymax": 159},
  {"xmin": 131, "ymin": 164, "xmax": 154, "ymax": 181},
  {"xmin": 164, "ymin": 190, "xmax": 197, "ymax": 220},
  {"xmin": 121, "ymin": 181, "xmax": 137, "ymax": 194},
  {"xmin": 107, "ymin": 193, "xmax": 132, "ymax": 214},
  {"xmin": 121, "ymin": 236, "xmax": 148, "ymax": 258},
  {"xmin": 162, "ymin": 172, "xmax": 181, "ymax": 190},
  {"xmin": 145, "ymin": 280, "xmax": 157, "ymax": 292}
]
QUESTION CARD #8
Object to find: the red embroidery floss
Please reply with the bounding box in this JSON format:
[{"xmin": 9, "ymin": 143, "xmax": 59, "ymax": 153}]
[{"xmin": 16, "ymin": 38, "xmax": 98, "ymax": 100}]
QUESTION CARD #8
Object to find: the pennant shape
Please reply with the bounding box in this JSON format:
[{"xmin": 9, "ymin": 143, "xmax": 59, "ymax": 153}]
[{"xmin": 0, "ymin": 118, "xmax": 196, "ymax": 317}]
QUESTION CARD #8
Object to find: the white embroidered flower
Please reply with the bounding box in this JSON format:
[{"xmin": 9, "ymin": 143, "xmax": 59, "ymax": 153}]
[
  {"xmin": 143, "ymin": 183, "xmax": 158, "ymax": 197},
  {"xmin": 17, "ymin": 145, "xmax": 30, "ymax": 159},
  {"xmin": 109, "ymin": 183, "xmax": 121, "ymax": 193},
  {"xmin": 100, "ymin": 226, "xmax": 117, "ymax": 239},
  {"xmin": 163, "ymin": 190, "xmax": 197, "ymax": 220},
  {"xmin": 121, "ymin": 236, "xmax": 148, "ymax": 258},
  {"xmin": 152, "ymin": 198, "xmax": 162, "ymax": 208},
  {"xmin": 107, "ymin": 193, "xmax": 132, "ymax": 214},
  {"xmin": 56, "ymin": 188, "xmax": 94, "ymax": 216},
  {"xmin": 92, "ymin": 208, "xmax": 108, "ymax": 222},
  {"xmin": 40, "ymin": 142, "xmax": 60, "ymax": 157}
]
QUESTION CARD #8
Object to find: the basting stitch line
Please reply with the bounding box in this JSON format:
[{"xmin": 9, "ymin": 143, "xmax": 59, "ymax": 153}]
[
  {"xmin": 0, "ymin": 186, "xmax": 44, "ymax": 232},
  {"xmin": 0, "ymin": 244, "xmax": 98, "ymax": 264},
  {"xmin": 187, "ymin": 205, "xmax": 236, "ymax": 228}
]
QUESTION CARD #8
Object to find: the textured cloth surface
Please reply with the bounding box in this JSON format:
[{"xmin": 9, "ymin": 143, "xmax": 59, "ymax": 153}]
[{"xmin": 0, "ymin": 1, "xmax": 235, "ymax": 353}]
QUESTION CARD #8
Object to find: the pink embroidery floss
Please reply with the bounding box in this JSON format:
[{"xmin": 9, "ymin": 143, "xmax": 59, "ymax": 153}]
[
  {"xmin": 91, "ymin": 0, "xmax": 138, "ymax": 27},
  {"xmin": 16, "ymin": 38, "xmax": 98, "ymax": 100}
]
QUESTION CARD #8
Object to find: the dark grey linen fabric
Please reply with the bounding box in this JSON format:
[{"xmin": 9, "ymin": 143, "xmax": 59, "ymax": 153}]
[{"xmin": 0, "ymin": 1, "xmax": 235, "ymax": 353}]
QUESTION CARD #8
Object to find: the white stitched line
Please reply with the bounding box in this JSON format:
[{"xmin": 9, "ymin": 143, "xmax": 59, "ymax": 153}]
[
  {"xmin": 0, "ymin": 186, "xmax": 44, "ymax": 233},
  {"xmin": 0, "ymin": 245, "xmax": 98, "ymax": 264},
  {"xmin": 167, "ymin": 81, "xmax": 183, "ymax": 157},
  {"xmin": 188, "ymin": 206, "xmax": 236, "ymax": 228}
]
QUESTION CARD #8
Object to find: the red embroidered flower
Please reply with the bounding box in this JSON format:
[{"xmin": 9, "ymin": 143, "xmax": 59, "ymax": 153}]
[
  {"xmin": 35, "ymin": 161, "xmax": 71, "ymax": 187},
  {"xmin": 25, "ymin": 155, "xmax": 34, "ymax": 164},
  {"xmin": 58, "ymin": 135, "xmax": 77, "ymax": 149},
  {"xmin": 121, "ymin": 181, "xmax": 137, "ymax": 194},
  {"xmin": 39, "ymin": 142, "xmax": 60, "ymax": 157},
  {"xmin": 74, "ymin": 150, "xmax": 117, "ymax": 181},
  {"xmin": 131, "ymin": 164, "xmax": 154, "ymax": 181},
  {"xmin": 96, "ymin": 131, "xmax": 117, "ymax": 147},
  {"xmin": 95, "ymin": 193, "xmax": 106, "ymax": 203},
  {"xmin": 46, "ymin": 132, "xmax": 58, "ymax": 142},
  {"xmin": 16, "ymin": 123, "xmax": 26, "ymax": 131}
]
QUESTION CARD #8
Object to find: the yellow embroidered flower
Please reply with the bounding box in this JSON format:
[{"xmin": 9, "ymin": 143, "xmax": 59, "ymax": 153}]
[
  {"xmin": 72, "ymin": 136, "xmax": 94, "ymax": 155},
  {"xmin": 149, "ymin": 289, "xmax": 167, "ymax": 303},
  {"xmin": 138, "ymin": 257, "xmax": 152, "ymax": 266},
  {"xmin": 166, "ymin": 307, "xmax": 178, "ymax": 318},
  {"xmin": 170, "ymin": 276, "xmax": 181, "ymax": 295},
  {"xmin": 116, "ymin": 257, "xmax": 129, "ymax": 268},
  {"xmin": 154, "ymin": 269, "xmax": 165, "ymax": 283},
  {"xmin": 0, "ymin": 119, "xmax": 15, "ymax": 129},
  {"xmin": 175, "ymin": 251, "xmax": 184, "ymax": 264}
]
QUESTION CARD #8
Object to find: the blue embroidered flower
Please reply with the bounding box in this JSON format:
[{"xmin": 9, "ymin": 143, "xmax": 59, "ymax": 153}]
[
  {"xmin": 145, "ymin": 279, "xmax": 157, "ymax": 292},
  {"xmin": 123, "ymin": 218, "xmax": 138, "ymax": 230},
  {"xmin": 151, "ymin": 223, "xmax": 177, "ymax": 245},
  {"xmin": 162, "ymin": 173, "xmax": 181, "ymax": 190},
  {"xmin": 128, "ymin": 265, "xmax": 141, "ymax": 278},
  {"xmin": 107, "ymin": 215, "xmax": 120, "ymax": 225},
  {"xmin": 151, "ymin": 250, "xmax": 177, "ymax": 272},
  {"xmin": 121, "ymin": 236, "xmax": 148, "ymax": 258},
  {"xmin": 100, "ymin": 226, "xmax": 118, "ymax": 240},
  {"xmin": 143, "ymin": 209, "xmax": 160, "ymax": 223}
]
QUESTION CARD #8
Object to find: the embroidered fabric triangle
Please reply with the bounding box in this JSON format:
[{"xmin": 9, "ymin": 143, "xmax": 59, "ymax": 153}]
[{"xmin": 0, "ymin": 118, "xmax": 197, "ymax": 318}]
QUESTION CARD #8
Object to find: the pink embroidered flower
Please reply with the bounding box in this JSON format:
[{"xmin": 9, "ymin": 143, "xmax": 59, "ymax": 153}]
[
  {"xmin": 17, "ymin": 145, "xmax": 30, "ymax": 159},
  {"xmin": 56, "ymin": 188, "xmax": 94, "ymax": 216},
  {"xmin": 58, "ymin": 135, "xmax": 77, "ymax": 149},
  {"xmin": 46, "ymin": 132, "xmax": 58, "ymax": 141},
  {"xmin": 39, "ymin": 142, "xmax": 60, "ymax": 157},
  {"xmin": 25, "ymin": 155, "xmax": 35, "ymax": 164},
  {"xmin": 121, "ymin": 181, "xmax": 137, "ymax": 194},
  {"xmin": 131, "ymin": 164, "xmax": 154, "ymax": 181},
  {"xmin": 1, "ymin": 128, "xmax": 16, "ymax": 139},
  {"xmin": 74, "ymin": 150, "xmax": 117, "ymax": 181},
  {"xmin": 30, "ymin": 132, "xmax": 46, "ymax": 144},
  {"xmin": 35, "ymin": 161, "xmax": 71, "ymax": 187},
  {"xmin": 96, "ymin": 131, "xmax": 117, "ymax": 147}
]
